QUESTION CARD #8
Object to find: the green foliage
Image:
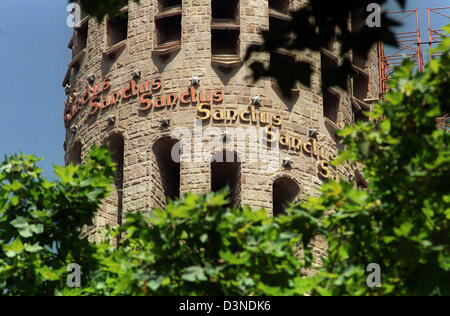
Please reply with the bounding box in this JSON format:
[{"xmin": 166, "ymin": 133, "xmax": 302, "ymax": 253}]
[
  {"xmin": 69, "ymin": 190, "xmax": 322, "ymax": 296},
  {"xmin": 0, "ymin": 146, "xmax": 115, "ymax": 295},
  {"xmin": 302, "ymin": 29, "xmax": 450, "ymax": 296}
]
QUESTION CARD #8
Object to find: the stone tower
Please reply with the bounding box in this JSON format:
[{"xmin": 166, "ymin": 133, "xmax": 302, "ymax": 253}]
[{"xmin": 62, "ymin": 0, "xmax": 379, "ymax": 241}]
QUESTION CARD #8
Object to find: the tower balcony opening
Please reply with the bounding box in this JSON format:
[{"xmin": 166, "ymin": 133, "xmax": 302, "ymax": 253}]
[
  {"xmin": 155, "ymin": 14, "xmax": 182, "ymax": 48},
  {"xmin": 212, "ymin": 0, "xmax": 239, "ymax": 22},
  {"xmin": 107, "ymin": 13, "xmax": 128, "ymax": 47}
]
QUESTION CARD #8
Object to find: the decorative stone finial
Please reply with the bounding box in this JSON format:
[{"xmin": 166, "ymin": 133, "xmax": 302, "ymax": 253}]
[
  {"xmin": 64, "ymin": 84, "xmax": 71, "ymax": 95},
  {"xmin": 160, "ymin": 117, "xmax": 171, "ymax": 127},
  {"xmin": 87, "ymin": 74, "xmax": 95, "ymax": 84},
  {"xmin": 282, "ymin": 157, "xmax": 293, "ymax": 168},
  {"xmin": 251, "ymin": 96, "xmax": 263, "ymax": 106},
  {"xmin": 189, "ymin": 76, "xmax": 201, "ymax": 86},
  {"xmin": 132, "ymin": 70, "xmax": 141, "ymax": 79},
  {"xmin": 108, "ymin": 115, "xmax": 116, "ymax": 124},
  {"xmin": 309, "ymin": 128, "xmax": 319, "ymax": 138}
]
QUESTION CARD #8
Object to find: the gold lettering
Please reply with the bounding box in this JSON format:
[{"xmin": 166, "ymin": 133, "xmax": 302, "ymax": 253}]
[
  {"xmin": 213, "ymin": 109, "xmax": 225, "ymax": 121},
  {"xmin": 197, "ymin": 103, "xmax": 211, "ymax": 120},
  {"xmin": 240, "ymin": 110, "xmax": 251, "ymax": 122}
]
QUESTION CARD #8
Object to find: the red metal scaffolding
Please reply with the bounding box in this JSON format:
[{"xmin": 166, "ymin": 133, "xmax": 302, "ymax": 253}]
[
  {"xmin": 378, "ymin": 9, "xmax": 424, "ymax": 94},
  {"xmin": 428, "ymin": 7, "xmax": 450, "ymax": 61},
  {"xmin": 379, "ymin": 7, "xmax": 450, "ymax": 94}
]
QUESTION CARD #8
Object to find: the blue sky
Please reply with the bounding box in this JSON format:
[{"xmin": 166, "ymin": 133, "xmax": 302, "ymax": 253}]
[
  {"xmin": 0, "ymin": 0, "xmax": 448, "ymax": 179},
  {"xmin": 0, "ymin": 0, "xmax": 71, "ymax": 178}
]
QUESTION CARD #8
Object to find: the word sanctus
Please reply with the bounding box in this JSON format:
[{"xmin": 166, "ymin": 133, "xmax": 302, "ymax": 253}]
[{"xmin": 64, "ymin": 78, "xmax": 224, "ymax": 126}]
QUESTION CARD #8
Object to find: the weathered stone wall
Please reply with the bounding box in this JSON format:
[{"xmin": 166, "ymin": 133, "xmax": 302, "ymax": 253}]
[{"xmin": 63, "ymin": 0, "xmax": 379, "ymax": 243}]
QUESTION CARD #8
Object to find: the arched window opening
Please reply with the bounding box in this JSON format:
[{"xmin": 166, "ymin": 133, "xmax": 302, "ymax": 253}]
[
  {"xmin": 68, "ymin": 141, "xmax": 82, "ymax": 165},
  {"xmin": 211, "ymin": 151, "xmax": 241, "ymax": 208},
  {"xmin": 273, "ymin": 177, "xmax": 300, "ymax": 216},
  {"xmin": 153, "ymin": 137, "xmax": 181, "ymax": 204}
]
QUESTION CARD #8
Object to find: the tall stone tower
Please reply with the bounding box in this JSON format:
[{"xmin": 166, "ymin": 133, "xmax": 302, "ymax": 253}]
[{"xmin": 62, "ymin": 0, "xmax": 379, "ymax": 241}]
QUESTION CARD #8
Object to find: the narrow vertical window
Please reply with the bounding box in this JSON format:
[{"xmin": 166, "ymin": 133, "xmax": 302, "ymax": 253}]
[
  {"xmin": 211, "ymin": 0, "xmax": 242, "ymax": 69},
  {"xmin": 68, "ymin": 4, "xmax": 88, "ymax": 81},
  {"xmin": 273, "ymin": 177, "xmax": 300, "ymax": 217},
  {"xmin": 269, "ymin": 1, "xmax": 299, "ymax": 95},
  {"xmin": 351, "ymin": 9, "xmax": 367, "ymax": 69},
  {"xmin": 107, "ymin": 10, "xmax": 128, "ymax": 47},
  {"xmin": 321, "ymin": 51, "xmax": 340, "ymax": 123},
  {"xmin": 211, "ymin": 151, "xmax": 241, "ymax": 208},
  {"xmin": 68, "ymin": 141, "xmax": 82, "ymax": 165},
  {"xmin": 154, "ymin": 0, "xmax": 182, "ymax": 56},
  {"xmin": 73, "ymin": 21, "xmax": 88, "ymax": 57}
]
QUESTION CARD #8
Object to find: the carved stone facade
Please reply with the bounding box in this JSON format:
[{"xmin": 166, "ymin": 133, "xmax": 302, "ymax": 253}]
[{"xmin": 63, "ymin": 0, "xmax": 379, "ymax": 245}]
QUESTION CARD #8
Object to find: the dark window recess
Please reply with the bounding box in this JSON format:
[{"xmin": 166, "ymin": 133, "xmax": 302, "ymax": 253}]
[
  {"xmin": 354, "ymin": 108, "xmax": 369, "ymax": 123},
  {"xmin": 270, "ymin": 50, "xmax": 295, "ymax": 70},
  {"xmin": 68, "ymin": 142, "xmax": 82, "ymax": 165},
  {"xmin": 106, "ymin": 134, "xmax": 124, "ymax": 228},
  {"xmin": 153, "ymin": 137, "xmax": 181, "ymax": 202},
  {"xmin": 212, "ymin": 0, "xmax": 239, "ymax": 21},
  {"xmin": 107, "ymin": 14, "xmax": 128, "ymax": 46},
  {"xmin": 351, "ymin": 9, "xmax": 365, "ymax": 33},
  {"xmin": 353, "ymin": 53, "xmax": 367, "ymax": 69},
  {"xmin": 156, "ymin": 15, "xmax": 181, "ymax": 46},
  {"xmin": 74, "ymin": 24, "xmax": 88, "ymax": 57},
  {"xmin": 108, "ymin": 135, "xmax": 124, "ymax": 187},
  {"xmin": 320, "ymin": 51, "xmax": 338, "ymax": 73},
  {"xmin": 269, "ymin": 0, "xmax": 289, "ymax": 14},
  {"xmin": 351, "ymin": 9, "xmax": 367, "ymax": 69},
  {"xmin": 158, "ymin": 0, "xmax": 181, "ymax": 11},
  {"xmin": 72, "ymin": 61, "xmax": 81, "ymax": 79},
  {"xmin": 211, "ymin": 29, "xmax": 239, "ymax": 56},
  {"xmin": 269, "ymin": 16, "xmax": 291, "ymax": 46},
  {"xmin": 323, "ymin": 90, "xmax": 339, "ymax": 123},
  {"xmin": 353, "ymin": 74, "xmax": 369, "ymax": 100},
  {"xmin": 211, "ymin": 151, "xmax": 241, "ymax": 208},
  {"xmin": 321, "ymin": 52, "xmax": 340, "ymax": 122},
  {"xmin": 319, "ymin": 25, "xmax": 335, "ymax": 51},
  {"xmin": 273, "ymin": 177, "xmax": 300, "ymax": 216}
]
